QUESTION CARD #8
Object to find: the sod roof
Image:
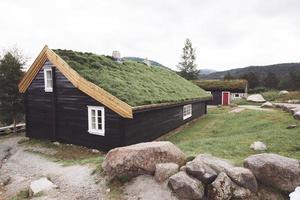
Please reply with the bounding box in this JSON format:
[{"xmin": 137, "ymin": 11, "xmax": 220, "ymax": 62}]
[
  {"xmin": 53, "ymin": 49, "xmax": 211, "ymax": 107},
  {"xmin": 192, "ymin": 79, "xmax": 247, "ymax": 91}
]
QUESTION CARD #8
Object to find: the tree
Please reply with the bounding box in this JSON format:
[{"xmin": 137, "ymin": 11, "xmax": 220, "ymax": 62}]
[
  {"xmin": 177, "ymin": 38, "xmax": 199, "ymax": 80},
  {"xmin": 0, "ymin": 49, "xmax": 25, "ymax": 132},
  {"xmin": 263, "ymin": 72, "xmax": 279, "ymax": 89},
  {"xmin": 240, "ymin": 72, "xmax": 259, "ymax": 89},
  {"xmin": 288, "ymin": 70, "xmax": 300, "ymax": 90},
  {"xmin": 223, "ymin": 72, "xmax": 234, "ymax": 80}
]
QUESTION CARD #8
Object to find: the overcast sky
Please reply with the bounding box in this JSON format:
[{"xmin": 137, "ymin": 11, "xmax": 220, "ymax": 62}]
[{"xmin": 1, "ymin": 0, "xmax": 300, "ymax": 71}]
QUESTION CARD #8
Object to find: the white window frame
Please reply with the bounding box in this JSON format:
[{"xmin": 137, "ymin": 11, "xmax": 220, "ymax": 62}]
[
  {"xmin": 183, "ymin": 104, "xmax": 192, "ymax": 120},
  {"xmin": 88, "ymin": 106, "xmax": 105, "ymax": 136},
  {"xmin": 44, "ymin": 67, "xmax": 53, "ymax": 92}
]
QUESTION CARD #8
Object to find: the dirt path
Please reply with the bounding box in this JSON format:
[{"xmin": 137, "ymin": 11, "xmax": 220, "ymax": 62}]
[
  {"xmin": 0, "ymin": 136, "xmax": 108, "ymax": 200},
  {"xmin": 238, "ymin": 105, "xmax": 275, "ymax": 112}
]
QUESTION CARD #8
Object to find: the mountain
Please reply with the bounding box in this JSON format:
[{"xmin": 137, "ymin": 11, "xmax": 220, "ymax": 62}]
[
  {"xmin": 199, "ymin": 69, "xmax": 217, "ymax": 75},
  {"xmin": 123, "ymin": 57, "xmax": 172, "ymax": 71},
  {"xmin": 201, "ymin": 63, "xmax": 300, "ymax": 80}
]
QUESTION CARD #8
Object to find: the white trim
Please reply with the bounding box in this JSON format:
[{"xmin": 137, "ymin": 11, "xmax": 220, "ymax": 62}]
[
  {"xmin": 221, "ymin": 91, "xmax": 230, "ymax": 105},
  {"xmin": 87, "ymin": 106, "xmax": 105, "ymax": 136},
  {"xmin": 43, "ymin": 67, "xmax": 53, "ymax": 92},
  {"xmin": 183, "ymin": 104, "xmax": 192, "ymax": 120}
]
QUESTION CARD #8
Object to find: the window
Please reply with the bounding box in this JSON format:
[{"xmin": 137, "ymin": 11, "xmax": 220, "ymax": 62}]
[
  {"xmin": 88, "ymin": 106, "xmax": 105, "ymax": 136},
  {"xmin": 183, "ymin": 104, "xmax": 192, "ymax": 120},
  {"xmin": 44, "ymin": 67, "xmax": 53, "ymax": 92},
  {"xmin": 234, "ymin": 93, "xmax": 240, "ymax": 98}
]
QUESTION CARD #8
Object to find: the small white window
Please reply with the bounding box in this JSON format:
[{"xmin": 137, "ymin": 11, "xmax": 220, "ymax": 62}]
[
  {"xmin": 44, "ymin": 68, "xmax": 53, "ymax": 92},
  {"xmin": 234, "ymin": 93, "xmax": 240, "ymax": 98},
  {"xmin": 88, "ymin": 106, "xmax": 105, "ymax": 136},
  {"xmin": 183, "ymin": 104, "xmax": 192, "ymax": 120},
  {"xmin": 206, "ymin": 91, "xmax": 212, "ymax": 94}
]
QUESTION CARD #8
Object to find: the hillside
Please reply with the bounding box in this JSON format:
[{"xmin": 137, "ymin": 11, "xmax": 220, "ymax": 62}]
[{"xmin": 201, "ymin": 63, "xmax": 300, "ymax": 80}]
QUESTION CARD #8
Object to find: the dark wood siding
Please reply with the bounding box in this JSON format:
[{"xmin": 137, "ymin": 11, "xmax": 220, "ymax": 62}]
[
  {"xmin": 123, "ymin": 101, "xmax": 206, "ymax": 145},
  {"xmin": 26, "ymin": 60, "xmax": 123, "ymax": 151}
]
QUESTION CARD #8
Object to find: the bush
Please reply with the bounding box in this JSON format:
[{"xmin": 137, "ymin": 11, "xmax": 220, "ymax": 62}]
[{"xmin": 249, "ymin": 87, "xmax": 268, "ymax": 94}]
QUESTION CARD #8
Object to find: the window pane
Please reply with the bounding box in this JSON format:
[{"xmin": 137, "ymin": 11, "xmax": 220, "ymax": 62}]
[
  {"xmin": 97, "ymin": 123, "xmax": 102, "ymax": 130},
  {"xmin": 47, "ymin": 80, "xmax": 52, "ymax": 88},
  {"xmin": 46, "ymin": 71, "xmax": 52, "ymax": 79},
  {"xmin": 91, "ymin": 110, "xmax": 96, "ymax": 117},
  {"xmin": 91, "ymin": 122, "xmax": 96, "ymax": 129},
  {"xmin": 97, "ymin": 110, "xmax": 102, "ymax": 117}
]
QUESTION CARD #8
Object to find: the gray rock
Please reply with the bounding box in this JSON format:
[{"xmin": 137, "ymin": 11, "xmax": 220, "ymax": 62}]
[
  {"xmin": 261, "ymin": 101, "xmax": 273, "ymax": 108},
  {"xmin": 250, "ymin": 141, "xmax": 267, "ymax": 151},
  {"xmin": 294, "ymin": 111, "xmax": 300, "ymax": 120},
  {"xmin": 186, "ymin": 159, "xmax": 217, "ymax": 184},
  {"xmin": 29, "ymin": 177, "xmax": 57, "ymax": 196},
  {"xmin": 225, "ymin": 167, "xmax": 258, "ymax": 192},
  {"xmin": 102, "ymin": 141, "xmax": 186, "ymax": 181},
  {"xmin": 257, "ymin": 184, "xmax": 287, "ymax": 200},
  {"xmin": 53, "ymin": 141, "xmax": 60, "ymax": 146},
  {"xmin": 290, "ymin": 107, "xmax": 300, "ymax": 115},
  {"xmin": 244, "ymin": 153, "xmax": 300, "ymax": 192},
  {"xmin": 287, "ymin": 124, "xmax": 297, "ymax": 129},
  {"xmin": 192, "ymin": 154, "xmax": 234, "ymax": 174},
  {"xmin": 247, "ymin": 94, "xmax": 266, "ymax": 103},
  {"xmin": 155, "ymin": 163, "xmax": 179, "ymax": 182},
  {"xmin": 208, "ymin": 172, "xmax": 252, "ymax": 200},
  {"xmin": 180, "ymin": 165, "xmax": 187, "ymax": 171},
  {"xmin": 279, "ymin": 90, "xmax": 289, "ymax": 95},
  {"xmin": 168, "ymin": 171, "xmax": 204, "ymax": 200}
]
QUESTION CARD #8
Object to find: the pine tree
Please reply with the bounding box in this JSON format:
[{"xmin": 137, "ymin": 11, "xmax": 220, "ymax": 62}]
[
  {"xmin": 177, "ymin": 39, "xmax": 199, "ymax": 80},
  {"xmin": 240, "ymin": 72, "xmax": 259, "ymax": 89},
  {"xmin": 0, "ymin": 49, "xmax": 25, "ymax": 132}
]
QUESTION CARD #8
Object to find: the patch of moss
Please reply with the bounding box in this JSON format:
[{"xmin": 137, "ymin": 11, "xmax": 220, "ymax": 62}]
[
  {"xmin": 53, "ymin": 49, "xmax": 211, "ymax": 106},
  {"xmin": 193, "ymin": 79, "xmax": 247, "ymax": 91}
]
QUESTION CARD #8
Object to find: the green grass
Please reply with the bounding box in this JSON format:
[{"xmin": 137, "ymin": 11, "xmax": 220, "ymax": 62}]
[
  {"xmin": 53, "ymin": 49, "xmax": 211, "ymax": 106},
  {"xmin": 193, "ymin": 79, "xmax": 247, "ymax": 91},
  {"xmin": 166, "ymin": 107, "xmax": 300, "ymax": 165},
  {"xmin": 261, "ymin": 90, "xmax": 300, "ymax": 102}
]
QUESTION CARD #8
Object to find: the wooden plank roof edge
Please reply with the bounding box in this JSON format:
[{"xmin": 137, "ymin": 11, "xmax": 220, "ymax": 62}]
[{"xmin": 19, "ymin": 46, "xmax": 133, "ymax": 119}]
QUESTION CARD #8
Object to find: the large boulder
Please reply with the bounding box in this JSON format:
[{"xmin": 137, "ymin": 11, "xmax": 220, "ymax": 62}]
[
  {"xmin": 244, "ymin": 153, "xmax": 300, "ymax": 192},
  {"xmin": 186, "ymin": 160, "xmax": 217, "ymax": 184},
  {"xmin": 279, "ymin": 90, "xmax": 289, "ymax": 95},
  {"xmin": 168, "ymin": 171, "xmax": 204, "ymax": 200},
  {"xmin": 192, "ymin": 154, "xmax": 234, "ymax": 174},
  {"xmin": 291, "ymin": 107, "xmax": 300, "ymax": 115},
  {"xmin": 225, "ymin": 167, "xmax": 258, "ymax": 192},
  {"xmin": 155, "ymin": 162, "xmax": 179, "ymax": 182},
  {"xmin": 102, "ymin": 141, "xmax": 186, "ymax": 180},
  {"xmin": 294, "ymin": 111, "xmax": 300, "ymax": 120},
  {"xmin": 207, "ymin": 172, "xmax": 252, "ymax": 200},
  {"xmin": 247, "ymin": 94, "xmax": 266, "ymax": 103}
]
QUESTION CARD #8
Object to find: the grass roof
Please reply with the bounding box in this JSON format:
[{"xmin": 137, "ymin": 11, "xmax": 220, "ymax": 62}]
[
  {"xmin": 192, "ymin": 79, "xmax": 247, "ymax": 91},
  {"xmin": 53, "ymin": 49, "xmax": 211, "ymax": 107}
]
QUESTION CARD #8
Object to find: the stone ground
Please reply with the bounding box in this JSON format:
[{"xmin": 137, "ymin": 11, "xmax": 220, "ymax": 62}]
[{"xmin": 0, "ymin": 135, "xmax": 108, "ymax": 200}]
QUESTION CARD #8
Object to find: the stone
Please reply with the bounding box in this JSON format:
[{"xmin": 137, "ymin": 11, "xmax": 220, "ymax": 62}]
[
  {"xmin": 291, "ymin": 107, "xmax": 300, "ymax": 115},
  {"xmin": 180, "ymin": 165, "xmax": 187, "ymax": 171},
  {"xmin": 294, "ymin": 111, "xmax": 300, "ymax": 120},
  {"xmin": 192, "ymin": 154, "xmax": 234, "ymax": 174},
  {"xmin": 279, "ymin": 90, "xmax": 289, "ymax": 95},
  {"xmin": 186, "ymin": 159, "xmax": 217, "ymax": 184},
  {"xmin": 208, "ymin": 172, "xmax": 252, "ymax": 200},
  {"xmin": 288, "ymin": 100, "xmax": 300, "ymax": 104},
  {"xmin": 290, "ymin": 187, "xmax": 300, "ymax": 200},
  {"xmin": 247, "ymin": 94, "xmax": 266, "ymax": 103},
  {"xmin": 102, "ymin": 141, "xmax": 186, "ymax": 181},
  {"xmin": 168, "ymin": 171, "xmax": 204, "ymax": 200},
  {"xmin": 244, "ymin": 153, "xmax": 300, "ymax": 192},
  {"xmin": 155, "ymin": 163, "xmax": 179, "ymax": 182},
  {"xmin": 91, "ymin": 149, "xmax": 100, "ymax": 153},
  {"xmin": 53, "ymin": 141, "xmax": 60, "ymax": 146},
  {"xmin": 287, "ymin": 124, "xmax": 297, "ymax": 129},
  {"xmin": 250, "ymin": 141, "xmax": 267, "ymax": 151},
  {"xmin": 257, "ymin": 184, "xmax": 287, "ymax": 200},
  {"xmin": 261, "ymin": 101, "xmax": 273, "ymax": 108},
  {"xmin": 225, "ymin": 167, "xmax": 258, "ymax": 192},
  {"xmin": 29, "ymin": 177, "xmax": 57, "ymax": 196}
]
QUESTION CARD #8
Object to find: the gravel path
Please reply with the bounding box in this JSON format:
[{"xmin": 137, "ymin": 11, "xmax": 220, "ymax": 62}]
[{"xmin": 0, "ymin": 136, "xmax": 108, "ymax": 200}]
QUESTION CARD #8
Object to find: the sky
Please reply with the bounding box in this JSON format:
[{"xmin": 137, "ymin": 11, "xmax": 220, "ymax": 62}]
[{"xmin": 1, "ymin": 0, "xmax": 300, "ymax": 71}]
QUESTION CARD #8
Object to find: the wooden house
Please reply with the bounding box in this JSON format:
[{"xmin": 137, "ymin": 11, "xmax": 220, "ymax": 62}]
[
  {"xmin": 19, "ymin": 46, "xmax": 211, "ymax": 150},
  {"xmin": 193, "ymin": 79, "xmax": 248, "ymax": 106}
]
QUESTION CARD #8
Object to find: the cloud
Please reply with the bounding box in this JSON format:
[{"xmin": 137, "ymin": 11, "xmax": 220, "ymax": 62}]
[{"xmin": 0, "ymin": 0, "xmax": 299, "ymax": 71}]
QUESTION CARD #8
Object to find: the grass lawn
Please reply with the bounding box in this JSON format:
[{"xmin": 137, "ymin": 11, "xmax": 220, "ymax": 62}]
[
  {"xmin": 166, "ymin": 107, "xmax": 300, "ymax": 165},
  {"xmin": 261, "ymin": 90, "xmax": 300, "ymax": 102}
]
